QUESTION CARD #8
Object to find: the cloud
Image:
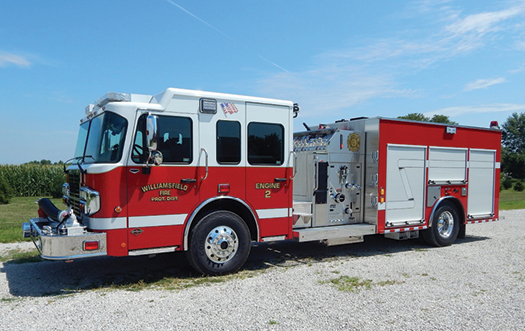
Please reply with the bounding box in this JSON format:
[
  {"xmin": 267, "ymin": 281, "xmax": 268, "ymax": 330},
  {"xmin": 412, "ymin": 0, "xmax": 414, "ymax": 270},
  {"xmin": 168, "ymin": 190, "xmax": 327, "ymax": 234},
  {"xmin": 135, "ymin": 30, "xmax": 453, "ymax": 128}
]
[
  {"xmin": 257, "ymin": 65, "xmax": 419, "ymax": 119},
  {"xmin": 441, "ymin": 5, "xmax": 525, "ymax": 54},
  {"xmin": 255, "ymin": 2, "xmax": 525, "ymax": 120},
  {"xmin": 464, "ymin": 77, "xmax": 507, "ymax": 91},
  {"xmin": 425, "ymin": 103, "xmax": 525, "ymax": 117},
  {"xmin": 0, "ymin": 52, "xmax": 31, "ymax": 68},
  {"xmin": 335, "ymin": 3, "xmax": 525, "ymax": 67},
  {"xmin": 445, "ymin": 6, "xmax": 524, "ymax": 35}
]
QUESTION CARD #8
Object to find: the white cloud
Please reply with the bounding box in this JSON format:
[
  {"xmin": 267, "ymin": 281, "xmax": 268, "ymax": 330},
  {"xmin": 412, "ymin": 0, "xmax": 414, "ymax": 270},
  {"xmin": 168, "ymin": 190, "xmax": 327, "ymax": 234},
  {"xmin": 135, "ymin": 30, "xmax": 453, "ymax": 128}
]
[
  {"xmin": 425, "ymin": 103, "xmax": 525, "ymax": 117},
  {"xmin": 256, "ymin": 2, "xmax": 525, "ymax": 122},
  {"xmin": 445, "ymin": 7, "xmax": 523, "ymax": 36},
  {"xmin": 340, "ymin": 3, "xmax": 525, "ymax": 67},
  {"xmin": 257, "ymin": 64, "xmax": 419, "ymax": 120},
  {"xmin": 464, "ymin": 77, "xmax": 507, "ymax": 91},
  {"xmin": 0, "ymin": 52, "xmax": 31, "ymax": 68}
]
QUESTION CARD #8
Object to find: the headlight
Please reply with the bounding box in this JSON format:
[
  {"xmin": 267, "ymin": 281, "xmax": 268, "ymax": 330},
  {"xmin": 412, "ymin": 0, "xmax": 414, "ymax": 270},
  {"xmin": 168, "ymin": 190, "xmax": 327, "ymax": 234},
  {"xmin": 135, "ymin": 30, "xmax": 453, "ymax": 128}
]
[
  {"xmin": 62, "ymin": 183, "xmax": 70, "ymax": 198},
  {"xmin": 80, "ymin": 186, "xmax": 100, "ymax": 216},
  {"xmin": 62, "ymin": 183, "xmax": 70, "ymax": 205}
]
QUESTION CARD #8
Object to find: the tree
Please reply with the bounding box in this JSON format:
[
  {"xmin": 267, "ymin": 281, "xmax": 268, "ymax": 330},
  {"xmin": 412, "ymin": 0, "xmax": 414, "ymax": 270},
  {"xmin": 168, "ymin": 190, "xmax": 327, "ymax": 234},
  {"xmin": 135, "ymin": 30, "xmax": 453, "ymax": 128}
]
[
  {"xmin": 429, "ymin": 114, "xmax": 458, "ymax": 125},
  {"xmin": 24, "ymin": 159, "xmax": 61, "ymax": 165},
  {"xmin": 501, "ymin": 112, "xmax": 525, "ymax": 180},
  {"xmin": 397, "ymin": 113, "xmax": 457, "ymax": 125},
  {"xmin": 398, "ymin": 113, "xmax": 430, "ymax": 122},
  {"xmin": 502, "ymin": 112, "xmax": 525, "ymax": 153}
]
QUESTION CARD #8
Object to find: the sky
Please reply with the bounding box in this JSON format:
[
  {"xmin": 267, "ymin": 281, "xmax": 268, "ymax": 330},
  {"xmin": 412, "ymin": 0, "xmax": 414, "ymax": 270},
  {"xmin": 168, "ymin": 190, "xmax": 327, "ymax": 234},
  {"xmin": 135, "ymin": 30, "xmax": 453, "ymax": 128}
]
[{"xmin": 1, "ymin": 0, "xmax": 525, "ymax": 164}]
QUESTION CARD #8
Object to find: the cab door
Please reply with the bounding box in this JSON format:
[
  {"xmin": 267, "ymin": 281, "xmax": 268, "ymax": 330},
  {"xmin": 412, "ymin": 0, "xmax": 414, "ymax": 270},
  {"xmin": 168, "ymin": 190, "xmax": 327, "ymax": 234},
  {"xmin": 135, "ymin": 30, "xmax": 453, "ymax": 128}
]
[
  {"xmin": 245, "ymin": 102, "xmax": 293, "ymax": 239},
  {"xmin": 196, "ymin": 99, "xmax": 246, "ymax": 202},
  {"xmin": 126, "ymin": 112, "xmax": 199, "ymax": 250}
]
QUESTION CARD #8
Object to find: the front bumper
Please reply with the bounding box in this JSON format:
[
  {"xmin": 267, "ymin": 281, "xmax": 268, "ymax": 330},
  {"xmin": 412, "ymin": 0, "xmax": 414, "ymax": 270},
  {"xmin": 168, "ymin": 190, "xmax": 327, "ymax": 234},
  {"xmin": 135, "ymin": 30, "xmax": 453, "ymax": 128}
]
[{"xmin": 23, "ymin": 218, "xmax": 107, "ymax": 260}]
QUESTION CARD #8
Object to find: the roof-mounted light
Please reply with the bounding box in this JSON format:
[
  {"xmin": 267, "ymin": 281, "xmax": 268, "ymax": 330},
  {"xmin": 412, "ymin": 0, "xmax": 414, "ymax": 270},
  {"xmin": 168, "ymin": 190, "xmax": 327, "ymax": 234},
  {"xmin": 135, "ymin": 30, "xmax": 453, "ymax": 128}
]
[
  {"xmin": 85, "ymin": 103, "xmax": 95, "ymax": 116},
  {"xmin": 95, "ymin": 92, "xmax": 131, "ymax": 108}
]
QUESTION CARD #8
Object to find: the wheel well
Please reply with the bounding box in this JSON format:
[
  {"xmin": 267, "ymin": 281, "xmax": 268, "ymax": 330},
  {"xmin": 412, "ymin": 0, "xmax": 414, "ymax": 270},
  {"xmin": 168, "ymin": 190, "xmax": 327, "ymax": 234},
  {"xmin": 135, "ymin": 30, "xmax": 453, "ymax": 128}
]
[
  {"xmin": 184, "ymin": 198, "xmax": 259, "ymax": 250},
  {"xmin": 430, "ymin": 197, "xmax": 466, "ymax": 227}
]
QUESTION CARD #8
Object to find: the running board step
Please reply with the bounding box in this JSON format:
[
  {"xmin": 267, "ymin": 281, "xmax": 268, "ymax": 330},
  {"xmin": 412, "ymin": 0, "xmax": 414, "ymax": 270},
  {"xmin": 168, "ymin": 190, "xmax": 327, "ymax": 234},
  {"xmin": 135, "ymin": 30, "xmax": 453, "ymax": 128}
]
[
  {"xmin": 128, "ymin": 246, "xmax": 178, "ymax": 256},
  {"xmin": 293, "ymin": 224, "xmax": 376, "ymax": 243}
]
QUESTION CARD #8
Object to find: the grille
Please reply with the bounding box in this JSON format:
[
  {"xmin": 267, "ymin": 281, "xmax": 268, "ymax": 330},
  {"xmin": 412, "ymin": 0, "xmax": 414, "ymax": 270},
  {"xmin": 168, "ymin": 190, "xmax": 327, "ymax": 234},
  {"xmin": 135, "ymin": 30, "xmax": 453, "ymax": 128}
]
[{"xmin": 68, "ymin": 170, "xmax": 82, "ymax": 217}]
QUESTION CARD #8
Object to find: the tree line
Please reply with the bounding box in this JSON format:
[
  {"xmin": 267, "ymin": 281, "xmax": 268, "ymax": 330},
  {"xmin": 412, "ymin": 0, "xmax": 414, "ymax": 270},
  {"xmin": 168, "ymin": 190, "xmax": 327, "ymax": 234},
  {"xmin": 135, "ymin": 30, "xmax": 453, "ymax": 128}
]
[{"xmin": 0, "ymin": 160, "xmax": 65, "ymax": 204}]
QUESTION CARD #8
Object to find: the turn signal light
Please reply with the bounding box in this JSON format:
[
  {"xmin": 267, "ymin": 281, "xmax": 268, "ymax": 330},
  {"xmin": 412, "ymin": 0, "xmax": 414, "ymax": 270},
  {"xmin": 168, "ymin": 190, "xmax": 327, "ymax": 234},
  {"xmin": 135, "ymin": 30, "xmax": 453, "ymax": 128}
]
[{"xmin": 83, "ymin": 241, "xmax": 99, "ymax": 251}]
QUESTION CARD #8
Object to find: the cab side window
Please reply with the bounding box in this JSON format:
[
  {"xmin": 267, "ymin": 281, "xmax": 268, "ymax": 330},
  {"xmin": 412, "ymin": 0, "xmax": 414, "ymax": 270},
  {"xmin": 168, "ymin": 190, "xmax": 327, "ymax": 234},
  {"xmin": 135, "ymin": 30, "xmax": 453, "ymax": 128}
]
[
  {"xmin": 132, "ymin": 114, "xmax": 193, "ymax": 164},
  {"xmin": 132, "ymin": 116, "xmax": 147, "ymax": 163},
  {"xmin": 217, "ymin": 121, "xmax": 241, "ymax": 164},
  {"xmin": 247, "ymin": 122, "xmax": 284, "ymax": 165}
]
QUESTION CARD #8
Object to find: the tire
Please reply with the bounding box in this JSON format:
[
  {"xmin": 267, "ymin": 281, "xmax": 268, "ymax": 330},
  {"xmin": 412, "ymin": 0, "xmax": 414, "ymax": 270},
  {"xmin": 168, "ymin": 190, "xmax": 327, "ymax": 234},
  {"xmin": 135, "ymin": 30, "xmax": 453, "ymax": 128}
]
[
  {"xmin": 186, "ymin": 210, "xmax": 251, "ymax": 276},
  {"xmin": 421, "ymin": 202, "xmax": 460, "ymax": 247}
]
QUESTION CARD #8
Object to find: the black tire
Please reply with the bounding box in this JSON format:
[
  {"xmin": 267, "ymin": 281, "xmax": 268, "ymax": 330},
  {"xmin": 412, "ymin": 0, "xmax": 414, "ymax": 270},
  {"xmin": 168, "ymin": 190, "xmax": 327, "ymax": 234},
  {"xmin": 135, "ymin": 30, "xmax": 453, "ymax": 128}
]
[
  {"xmin": 186, "ymin": 210, "xmax": 251, "ymax": 276},
  {"xmin": 421, "ymin": 202, "xmax": 460, "ymax": 247}
]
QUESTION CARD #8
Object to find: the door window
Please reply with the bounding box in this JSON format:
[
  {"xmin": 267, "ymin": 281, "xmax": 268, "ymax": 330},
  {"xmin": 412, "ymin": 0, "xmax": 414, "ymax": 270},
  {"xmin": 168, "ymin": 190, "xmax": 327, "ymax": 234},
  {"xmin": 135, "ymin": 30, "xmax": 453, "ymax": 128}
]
[
  {"xmin": 217, "ymin": 120, "xmax": 241, "ymax": 164},
  {"xmin": 247, "ymin": 122, "xmax": 284, "ymax": 165},
  {"xmin": 132, "ymin": 114, "xmax": 193, "ymax": 164}
]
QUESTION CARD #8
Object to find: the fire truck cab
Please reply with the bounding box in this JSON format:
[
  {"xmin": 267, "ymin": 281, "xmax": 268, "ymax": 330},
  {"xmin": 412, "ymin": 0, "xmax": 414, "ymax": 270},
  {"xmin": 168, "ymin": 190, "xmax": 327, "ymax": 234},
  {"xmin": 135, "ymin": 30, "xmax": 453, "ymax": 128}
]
[{"xmin": 24, "ymin": 88, "xmax": 501, "ymax": 275}]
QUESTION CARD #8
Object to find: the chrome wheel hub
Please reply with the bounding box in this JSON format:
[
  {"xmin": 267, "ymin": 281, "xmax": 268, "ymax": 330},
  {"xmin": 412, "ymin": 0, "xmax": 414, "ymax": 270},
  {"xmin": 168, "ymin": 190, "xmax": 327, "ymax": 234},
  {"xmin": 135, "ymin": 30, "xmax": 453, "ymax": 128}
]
[
  {"xmin": 437, "ymin": 211, "xmax": 454, "ymax": 238},
  {"xmin": 205, "ymin": 226, "xmax": 238, "ymax": 263}
]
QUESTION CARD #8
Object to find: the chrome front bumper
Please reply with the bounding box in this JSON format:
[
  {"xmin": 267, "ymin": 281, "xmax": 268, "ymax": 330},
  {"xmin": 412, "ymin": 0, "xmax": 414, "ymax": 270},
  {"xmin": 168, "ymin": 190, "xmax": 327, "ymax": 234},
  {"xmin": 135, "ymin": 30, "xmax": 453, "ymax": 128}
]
[{"xmin": 23, "ymin": 218, "xmax": 107, "ymax": 260}]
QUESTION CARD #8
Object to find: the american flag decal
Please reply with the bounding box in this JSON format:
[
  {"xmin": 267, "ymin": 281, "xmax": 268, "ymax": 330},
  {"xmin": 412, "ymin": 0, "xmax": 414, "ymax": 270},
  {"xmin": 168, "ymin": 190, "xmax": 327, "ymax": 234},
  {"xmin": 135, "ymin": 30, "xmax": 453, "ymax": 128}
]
[{"xmin": 220, "ymin": 102, "xmax": 238, "ymax": 115}]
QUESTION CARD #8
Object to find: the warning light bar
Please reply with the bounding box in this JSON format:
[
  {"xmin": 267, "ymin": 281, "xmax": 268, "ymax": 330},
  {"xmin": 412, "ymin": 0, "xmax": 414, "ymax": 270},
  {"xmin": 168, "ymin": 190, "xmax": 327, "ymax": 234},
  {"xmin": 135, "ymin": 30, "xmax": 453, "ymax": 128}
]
[{"xmin": 490, "ymin": 121, "xmax": 500, "ymax": 129}]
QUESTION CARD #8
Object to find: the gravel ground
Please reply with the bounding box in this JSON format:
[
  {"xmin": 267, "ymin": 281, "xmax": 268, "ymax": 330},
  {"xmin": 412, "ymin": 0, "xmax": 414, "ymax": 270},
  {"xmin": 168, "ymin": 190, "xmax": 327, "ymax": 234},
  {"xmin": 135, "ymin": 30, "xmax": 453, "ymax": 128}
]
[{"xmin": 1, "ymin": 209, "xmax": 524, "ymax": 330}]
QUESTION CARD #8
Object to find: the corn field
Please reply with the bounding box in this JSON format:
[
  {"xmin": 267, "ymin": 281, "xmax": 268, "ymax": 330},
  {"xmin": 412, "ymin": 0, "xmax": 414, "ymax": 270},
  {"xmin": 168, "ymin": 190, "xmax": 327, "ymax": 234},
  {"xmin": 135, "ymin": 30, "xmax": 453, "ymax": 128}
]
[{"xmin": 0, "ymin": 165, "xmax": 65, "ymax": 198}]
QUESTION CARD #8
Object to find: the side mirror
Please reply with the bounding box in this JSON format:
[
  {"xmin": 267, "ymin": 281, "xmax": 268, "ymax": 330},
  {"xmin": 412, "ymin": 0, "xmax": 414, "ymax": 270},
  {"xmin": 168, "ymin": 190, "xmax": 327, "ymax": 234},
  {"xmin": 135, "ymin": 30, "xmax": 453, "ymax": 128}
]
[
  {"xmin": 146, "ymin": 115, "xmax": 158, "ymax": 151},
  {"xmin": 146, "ymin": 114, "xmax": 163, "ymax": 166},
  {"xmin": 150, "ymin": 150, "xmax": 163, "ymax": 166}
]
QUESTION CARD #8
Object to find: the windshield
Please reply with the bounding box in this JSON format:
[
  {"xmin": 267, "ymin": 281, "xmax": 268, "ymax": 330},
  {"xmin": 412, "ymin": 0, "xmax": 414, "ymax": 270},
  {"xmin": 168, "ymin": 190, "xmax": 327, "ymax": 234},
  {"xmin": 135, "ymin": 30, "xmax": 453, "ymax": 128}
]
[{"xmin": 74, "ymin": 112, "xmax": 128, "ymax": 163}]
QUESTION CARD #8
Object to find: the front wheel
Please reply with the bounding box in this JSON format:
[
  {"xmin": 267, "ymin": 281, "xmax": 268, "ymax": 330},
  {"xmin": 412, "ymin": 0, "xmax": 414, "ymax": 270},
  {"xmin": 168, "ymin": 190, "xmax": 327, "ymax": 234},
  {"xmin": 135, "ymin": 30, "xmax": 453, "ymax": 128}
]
[
  {"xmin": 422, "ymin": 202, "xmax": 460, "ymax": 247},
  {"xmin": 186, "ymin": 211, "xmax": 251, "ymax": 276}
]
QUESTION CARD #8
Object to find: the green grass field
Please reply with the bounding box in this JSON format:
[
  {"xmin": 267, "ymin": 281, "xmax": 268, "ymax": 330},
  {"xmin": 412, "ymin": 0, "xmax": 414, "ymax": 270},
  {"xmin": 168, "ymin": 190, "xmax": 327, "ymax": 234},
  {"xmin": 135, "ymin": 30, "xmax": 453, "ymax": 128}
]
[
  {"xmin": 0, "ymin": 191, "xmax": 523, "ymax": 244},
  {"xmin": 0, "ymin": 197, "xmax": 65, "ymax": 243},
  {"xmin": 499, "ymin": 189, "xmax": 525, "ymax": 210}
]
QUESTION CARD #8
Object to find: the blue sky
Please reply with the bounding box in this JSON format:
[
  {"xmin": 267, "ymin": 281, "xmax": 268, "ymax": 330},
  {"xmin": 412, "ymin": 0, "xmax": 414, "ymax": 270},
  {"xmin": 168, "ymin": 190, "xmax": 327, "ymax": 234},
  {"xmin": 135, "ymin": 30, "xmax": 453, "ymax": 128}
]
[{"xmin": 1, "ymin": 0, "xmax": 525, "ymax": 164}]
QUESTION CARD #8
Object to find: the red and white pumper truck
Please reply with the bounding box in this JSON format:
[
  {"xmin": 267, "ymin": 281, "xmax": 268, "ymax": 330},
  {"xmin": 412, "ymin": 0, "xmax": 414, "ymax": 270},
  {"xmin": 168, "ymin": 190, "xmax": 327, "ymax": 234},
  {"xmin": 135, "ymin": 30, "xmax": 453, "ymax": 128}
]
[{"xmin": 23, "ymin": 88, "xmax": 501, "ymax": 275}]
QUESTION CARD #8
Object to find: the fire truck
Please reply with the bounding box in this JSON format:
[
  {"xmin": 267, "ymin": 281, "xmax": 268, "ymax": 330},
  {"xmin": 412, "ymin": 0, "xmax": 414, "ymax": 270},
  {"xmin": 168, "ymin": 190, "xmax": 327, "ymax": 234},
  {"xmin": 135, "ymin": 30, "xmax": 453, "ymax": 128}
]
[{"xmin": 23, "ymin": 88, "xmax": 501, "ymax": 275}]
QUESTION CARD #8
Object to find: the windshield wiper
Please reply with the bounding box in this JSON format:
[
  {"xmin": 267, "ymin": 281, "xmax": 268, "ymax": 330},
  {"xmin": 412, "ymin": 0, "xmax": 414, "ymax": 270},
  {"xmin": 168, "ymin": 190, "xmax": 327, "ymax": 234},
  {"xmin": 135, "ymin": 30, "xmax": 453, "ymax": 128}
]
[
  {"xmin": 63, "ymin": 155, "xmax": 95, "ymax": 174},
  {"xmin": 63, "ymin": 156, "xmax": 83, "ymax": 174},
  {"xmin": 77, "ymin": 155, "xmax": 95, "ymax": 174}
]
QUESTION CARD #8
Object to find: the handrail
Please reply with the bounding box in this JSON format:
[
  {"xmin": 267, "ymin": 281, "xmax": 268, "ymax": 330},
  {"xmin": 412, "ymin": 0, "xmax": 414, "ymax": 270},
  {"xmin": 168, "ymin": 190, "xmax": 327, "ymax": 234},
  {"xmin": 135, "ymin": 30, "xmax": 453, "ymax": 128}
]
[
  {"xmin": 290, "ymin": 151, "xmax": 297, "ymax": 179},
  {"xmin": 201, "ymin": 148, "xmax": 209, "ymax": 181}
]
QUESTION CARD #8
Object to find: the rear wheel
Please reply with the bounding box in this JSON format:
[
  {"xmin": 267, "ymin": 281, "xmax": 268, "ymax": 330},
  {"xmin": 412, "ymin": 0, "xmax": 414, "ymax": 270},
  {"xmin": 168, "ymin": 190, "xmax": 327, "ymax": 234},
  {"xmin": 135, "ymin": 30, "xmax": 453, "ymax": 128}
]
[
  {"xmin": 422, "ymin": 202, "xmax": 460, "ymax": 247},
  {"xmin": 186, "ymin": 210, "xmax": 251, "ymax": 276}
]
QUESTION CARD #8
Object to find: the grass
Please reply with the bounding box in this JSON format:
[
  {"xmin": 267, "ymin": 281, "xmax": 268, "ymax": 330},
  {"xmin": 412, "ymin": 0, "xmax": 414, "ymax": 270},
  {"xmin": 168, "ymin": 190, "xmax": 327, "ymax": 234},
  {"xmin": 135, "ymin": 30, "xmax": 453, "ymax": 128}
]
[
  {"xmin": 323, "ymin": 276, "xmax": 373, "ymax": 292},
  {"xmin": 0, "ymin": 249, "xmax": 42, "ymax": 263},
  {"xmin": 0, "ymin": 196, "xmax": 65, "ymax": 243},
  {"xmin": 87, "ymin": 268, "xmax": 263, "ymax": 293},
  {"xmin": 499, "ymin": 188, "xmax": 525, "ymax": 210},
  {"xmin": 320, "ymin": 275, "xmax": 404, "ymax": 292}
]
